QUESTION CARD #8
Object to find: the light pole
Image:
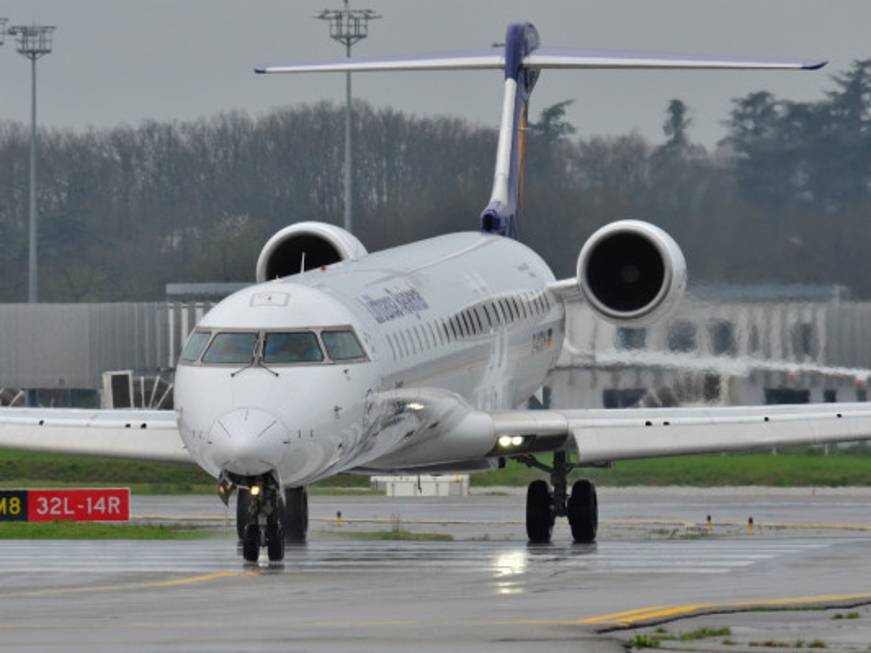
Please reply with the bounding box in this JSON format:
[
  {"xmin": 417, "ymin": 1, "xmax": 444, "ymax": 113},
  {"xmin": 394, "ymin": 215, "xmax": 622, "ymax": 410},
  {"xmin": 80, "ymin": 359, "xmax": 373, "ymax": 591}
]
[
  {"xmin": 316, "ymin": 1, "xmax": 380, "ymax": 235},
  {"xmin": 8, "ymin": 24, "xmax": 55, "ymax": 303}
]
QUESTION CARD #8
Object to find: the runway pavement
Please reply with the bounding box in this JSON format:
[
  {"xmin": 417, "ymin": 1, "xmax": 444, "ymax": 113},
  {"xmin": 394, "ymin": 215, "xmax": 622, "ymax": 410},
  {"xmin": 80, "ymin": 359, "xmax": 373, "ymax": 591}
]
[{"xmin": 2, "ymin": 489, "xmax": 871, "ymax": 652}]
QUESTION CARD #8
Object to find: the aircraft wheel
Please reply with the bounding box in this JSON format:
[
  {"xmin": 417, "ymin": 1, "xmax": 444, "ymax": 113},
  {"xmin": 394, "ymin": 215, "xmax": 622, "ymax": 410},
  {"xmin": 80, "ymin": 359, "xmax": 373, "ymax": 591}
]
[
  {"xmin": 284, "ymin": 487, "xmax": 308, "ymax": 543},
  {"xmin": 236, "ymin": 488, "xmax": 251, "ymax": 541},
  {"xmin": 266, "ymin": 520, "xmax": 285, "ymax": 562},
  {"xmin": 526, "ymin": 480, "xmax": 554, "ymax": 543},
  {"xmin": 568, "ymin": 479, "xmax": 598, "ymax": 543},
  {"xmin": 242, "ymin": 523, "xmax": 260, "ymax": 563}
]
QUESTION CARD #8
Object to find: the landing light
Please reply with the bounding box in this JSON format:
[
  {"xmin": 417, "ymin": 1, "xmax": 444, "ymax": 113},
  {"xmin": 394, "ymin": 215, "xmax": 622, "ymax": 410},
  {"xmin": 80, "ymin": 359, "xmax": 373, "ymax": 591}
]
[
  {"xmin": 498, "ymin": 435, "xmax": 525, "ymax": 448},
  {"xmin": 250, "ymin": 485, "xmax": 262, "ymax": 497},
  {"xmin": 510, "ymin": 436, "xmax": 523, "ymax": 447},
  {"xmin": 406, "ymin": 402, "xmax": 425, "ymax": 411}
]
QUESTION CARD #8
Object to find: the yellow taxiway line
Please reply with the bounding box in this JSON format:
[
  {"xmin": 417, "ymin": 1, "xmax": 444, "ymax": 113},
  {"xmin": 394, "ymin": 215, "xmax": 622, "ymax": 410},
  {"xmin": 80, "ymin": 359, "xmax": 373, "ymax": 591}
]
[
  {"xmin": 578, "ymin": 591, "xmax": 871, "ymax": 629},
  {"xmin": 0, "ymin": 571, "xmax": 251, "ymax": 599}
]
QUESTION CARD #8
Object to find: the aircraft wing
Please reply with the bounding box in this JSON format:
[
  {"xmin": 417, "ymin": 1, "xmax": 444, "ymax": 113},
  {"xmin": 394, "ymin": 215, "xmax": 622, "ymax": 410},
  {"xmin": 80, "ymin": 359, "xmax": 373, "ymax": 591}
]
[
  {"xmin": 490, "ymin": 403, "xmax": 871, "ymax": 465},
  {"xmin": 558, "ymin": 345, "xmax": 871, "ymax": 382},
  {"xmin": 0, "ymin": 407, "xmax": 191, "ymax": 463}
]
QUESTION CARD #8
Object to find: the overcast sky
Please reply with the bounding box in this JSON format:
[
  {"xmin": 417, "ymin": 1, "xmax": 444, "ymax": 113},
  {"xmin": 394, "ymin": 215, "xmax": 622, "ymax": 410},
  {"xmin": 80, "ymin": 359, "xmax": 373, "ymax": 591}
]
[{"xmin": 0, "ymin": 1, "xmax": 866, "ymax": 146}]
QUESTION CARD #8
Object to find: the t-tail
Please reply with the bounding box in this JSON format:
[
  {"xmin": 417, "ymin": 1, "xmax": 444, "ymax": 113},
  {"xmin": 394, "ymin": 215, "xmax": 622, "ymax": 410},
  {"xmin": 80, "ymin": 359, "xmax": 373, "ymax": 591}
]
[
  {"xmin": 480, "ymin": 23, "xmax": 540, "ymax": 239},
  {"xmin": 255, "ymin": 23, "xmax": 825, "ymax": 241}
]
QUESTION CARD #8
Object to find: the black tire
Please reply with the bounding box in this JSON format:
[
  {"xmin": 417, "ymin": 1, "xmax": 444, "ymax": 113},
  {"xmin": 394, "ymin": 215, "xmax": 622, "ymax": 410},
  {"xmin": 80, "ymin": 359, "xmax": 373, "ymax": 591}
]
[
  {"xmin": 236, "ymin": 488, "xmax": 251, "ymax": 541},
  {"xmin": 242, "ymin": 523, "xmax": 260, "ymax": 563},
  {"xmin": 568, "ymin": 479, "xmax": 598, "ymax": 543},
  {"xmin": 266, "ymin": 520, "xmax": 285, "ymax": 562},
  {"xmin": 526, "ymin": 480, "xmax": 554, "ymax": 543},
  {"xmin": 284, "ymin": 487, "xmax": 308, "ymax": 543}
]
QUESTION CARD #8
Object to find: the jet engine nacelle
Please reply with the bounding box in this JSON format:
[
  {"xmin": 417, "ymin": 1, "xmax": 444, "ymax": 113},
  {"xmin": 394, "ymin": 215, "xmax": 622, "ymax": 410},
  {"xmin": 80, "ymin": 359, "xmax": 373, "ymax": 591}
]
[
  {"xmin": 255, "ymin": 221, "xmax": 368, "ymax": 283},
  {"xmin": 577, "ymin": 219, "xmax": 687, "ymax": 327}
]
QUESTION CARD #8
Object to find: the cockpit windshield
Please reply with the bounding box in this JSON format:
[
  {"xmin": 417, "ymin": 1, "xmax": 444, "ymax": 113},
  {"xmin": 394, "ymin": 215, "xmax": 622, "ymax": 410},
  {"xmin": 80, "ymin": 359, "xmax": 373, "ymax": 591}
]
[
  {"xmin": 263, "ymin": 332, "xmax": 323, "ymax": 363},
  {"xmin": 180, "ymin": 331, "xmax": 211, "ymax": 362},
  {"xmin": 321, "ymin": 329, "xmax": 366, "ymax": 361},
  {"xmin": 202, "ymin": 332, "xmax": 258, "ymax": 364},
  {"xmin": 183, "ymin": 326, "xmax": 367, "ymax": 366}
]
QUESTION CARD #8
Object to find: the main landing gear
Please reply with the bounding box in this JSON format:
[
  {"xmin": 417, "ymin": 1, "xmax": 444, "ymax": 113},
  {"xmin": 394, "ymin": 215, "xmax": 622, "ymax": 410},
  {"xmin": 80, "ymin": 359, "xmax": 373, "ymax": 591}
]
[
  {"xmin": 235, "ymin": 482, "xmax": 309, "ymax": 563},
  {"xmin": 520, "ymin": 451, "xmax": 598, "ymax": 544}
]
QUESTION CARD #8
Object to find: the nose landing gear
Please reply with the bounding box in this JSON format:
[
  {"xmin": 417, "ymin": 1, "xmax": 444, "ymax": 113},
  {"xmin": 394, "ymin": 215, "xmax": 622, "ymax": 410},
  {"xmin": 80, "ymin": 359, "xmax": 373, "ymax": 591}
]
[
  {"xmin": 232, "ymin": 477, "xmax": 286, "ymax": 563},
  {"xmin": 234, "ymin": 483, "xmax": 309, "ymax": 563},
  {"xmin": 520, "ymin": 451, "xmax": 598, "ymax": 544}
]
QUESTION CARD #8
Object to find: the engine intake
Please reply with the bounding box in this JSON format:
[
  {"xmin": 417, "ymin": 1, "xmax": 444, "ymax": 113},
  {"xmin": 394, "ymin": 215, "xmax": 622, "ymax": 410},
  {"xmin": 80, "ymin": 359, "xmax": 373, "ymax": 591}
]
[
  {"xmin": 255, "ymin": 222, "xmax": 367, "ymax": 283},
  {"xmin": 577, "ymin": 220, "xmax": 686, "ymax": 326}
]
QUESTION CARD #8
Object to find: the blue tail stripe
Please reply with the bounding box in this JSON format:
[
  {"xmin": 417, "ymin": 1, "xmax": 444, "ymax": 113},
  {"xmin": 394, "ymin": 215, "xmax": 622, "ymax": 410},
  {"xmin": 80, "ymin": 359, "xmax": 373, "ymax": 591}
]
[{"xmin": 480, "ymin": 23, "xmax": 540, "ymax": 240}]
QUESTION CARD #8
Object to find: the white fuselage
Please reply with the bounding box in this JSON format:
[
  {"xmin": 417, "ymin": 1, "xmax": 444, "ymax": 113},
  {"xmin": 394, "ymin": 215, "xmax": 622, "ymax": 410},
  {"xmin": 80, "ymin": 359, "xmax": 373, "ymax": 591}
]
[{"xmin": 174, "ymin": 232, "xmax": 564, "ymax": 487}]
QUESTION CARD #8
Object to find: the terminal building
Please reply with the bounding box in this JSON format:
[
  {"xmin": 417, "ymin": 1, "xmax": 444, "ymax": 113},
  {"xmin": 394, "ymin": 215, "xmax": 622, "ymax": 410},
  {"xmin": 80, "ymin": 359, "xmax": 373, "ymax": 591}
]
[{"xmin": 0, "ymin": 283, "xmax": 869, "ymax": 411}]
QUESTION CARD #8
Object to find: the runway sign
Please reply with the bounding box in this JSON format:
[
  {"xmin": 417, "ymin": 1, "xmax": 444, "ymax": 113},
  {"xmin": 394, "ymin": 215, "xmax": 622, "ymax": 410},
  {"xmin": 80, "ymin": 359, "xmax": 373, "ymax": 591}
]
[{"xmin": 0, "ymin": 489, "xmax": 130, "ymax": 522}]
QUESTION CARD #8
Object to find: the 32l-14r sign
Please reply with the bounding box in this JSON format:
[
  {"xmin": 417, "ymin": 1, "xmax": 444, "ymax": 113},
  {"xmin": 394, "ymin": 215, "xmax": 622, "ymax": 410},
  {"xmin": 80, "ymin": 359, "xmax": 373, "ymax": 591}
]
[{"xmin": 0, "ymin": 489, "xmax": 130, "ymax": 522}]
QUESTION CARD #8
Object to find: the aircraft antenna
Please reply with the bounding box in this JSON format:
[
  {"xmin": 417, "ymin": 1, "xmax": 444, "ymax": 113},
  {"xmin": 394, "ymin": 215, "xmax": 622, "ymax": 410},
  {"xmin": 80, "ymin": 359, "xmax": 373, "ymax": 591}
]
[
  {"xmin": 315, "ymin": 0, "xmax": 381, "ymax": 236},
  {"xmin": 7, "ymin": 23, "xmax": 56, "ymax": 303}
]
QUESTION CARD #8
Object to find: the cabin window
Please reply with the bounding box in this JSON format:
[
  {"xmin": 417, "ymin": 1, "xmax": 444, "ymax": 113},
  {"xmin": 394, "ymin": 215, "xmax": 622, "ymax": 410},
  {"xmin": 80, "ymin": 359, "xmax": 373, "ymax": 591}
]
[
  {"xmin": 202, "ymin": 332, "xmax": 258, "ymax": 364},
  {"xmin": 473, "ymin": 308, "xmax": 484, "ymax": 332},
  {"xmin": 321, "ymin": 329, "xmax": 366, "ymax": 361},
  {"xmin": 494, "ymin": 301, "xmax": 506, "ymax": 324},
  {"xmin": 442, "ymin": 320, "xmax": 452, "ymax": 342},
  {"xmin": 399, "ymin": 331, "xmax": 411, "ymax": 357},
  {"xmin": 263, "ymin": 331, "xmax": 324, "ymax": 363},
  {"xmin": 482, "ymin": 304, "xmax": 493, "ymax": 327},
  {"xmin": 180, "ymin": 331, "xmax": 211, "ymax": 363},
  {"xmin": 427, "ymin": 322, "xmax": 439, "ymax": 347},
  {"xmin": 461, "ymin": 312, "xmax": 472, "ymax": 336}
]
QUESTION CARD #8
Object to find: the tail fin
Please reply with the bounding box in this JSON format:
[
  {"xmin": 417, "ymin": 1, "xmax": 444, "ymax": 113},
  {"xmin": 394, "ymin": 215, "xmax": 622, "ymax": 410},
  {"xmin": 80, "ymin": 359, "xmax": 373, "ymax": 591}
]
[
  {"xmin": 479, "ymin": 23, "xmax": 539, "ymax": 239},
  {"xmin": 255, "ymin": 28, "xmax": 825, "ymax": 240}
]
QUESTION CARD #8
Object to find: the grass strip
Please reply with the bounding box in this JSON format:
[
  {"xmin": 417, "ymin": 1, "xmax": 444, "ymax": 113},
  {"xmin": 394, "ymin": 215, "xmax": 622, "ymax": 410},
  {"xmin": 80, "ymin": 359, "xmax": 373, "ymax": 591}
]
[
  {"xmin": 4, "ymin": 447, "xmax": 871, "ymax": 492},
  {"xmin": 473, "ymin": 450, "xmax": 871, "ymax": 487}
]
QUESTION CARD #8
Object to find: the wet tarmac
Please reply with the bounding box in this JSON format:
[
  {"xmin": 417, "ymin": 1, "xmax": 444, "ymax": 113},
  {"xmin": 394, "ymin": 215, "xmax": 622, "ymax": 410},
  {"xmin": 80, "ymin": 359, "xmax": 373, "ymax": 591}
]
[{"xmin": 2, "ymin": 489, "xmax": 871, "ymax": 652}]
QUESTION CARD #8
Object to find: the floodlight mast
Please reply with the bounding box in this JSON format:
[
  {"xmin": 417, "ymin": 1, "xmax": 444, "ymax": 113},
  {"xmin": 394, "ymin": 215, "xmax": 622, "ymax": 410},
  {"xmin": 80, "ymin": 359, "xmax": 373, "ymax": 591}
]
[
  {"xmin": 8, "ymin": 24, "xmax": 55, "ymax": 304},
  {"xmin": 316, "ymin": 0, "xmax": 381, "ymax": 235}
]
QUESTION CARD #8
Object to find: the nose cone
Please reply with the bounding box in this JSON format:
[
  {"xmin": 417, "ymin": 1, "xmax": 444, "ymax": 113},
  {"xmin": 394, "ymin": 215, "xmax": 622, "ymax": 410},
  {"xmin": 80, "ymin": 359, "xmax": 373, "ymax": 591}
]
[{"xmin": 208, "ymin": 408, "xmax": 288, "ymax": 476}]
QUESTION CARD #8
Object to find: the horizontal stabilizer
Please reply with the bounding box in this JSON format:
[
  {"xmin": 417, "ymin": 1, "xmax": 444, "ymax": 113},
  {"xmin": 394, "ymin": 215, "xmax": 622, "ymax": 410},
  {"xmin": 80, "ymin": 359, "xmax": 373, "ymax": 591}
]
[
  {"xmin": 256, "ymin": 50, "xmax": 503, "ymax": 74},
  {"xmin": 256, "ymin": 48, "xmax": 825, "ymax": 75},
  {"xmin": 525, "ymin": 47, "xmax": 825, "ymax": 71}
]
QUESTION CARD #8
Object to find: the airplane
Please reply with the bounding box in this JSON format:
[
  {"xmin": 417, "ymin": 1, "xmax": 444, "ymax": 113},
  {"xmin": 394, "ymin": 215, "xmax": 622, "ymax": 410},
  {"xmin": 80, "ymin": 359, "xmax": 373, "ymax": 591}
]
[{"xmin": 3, "ymin": 22, "xmax": 871, "ymax": 564}]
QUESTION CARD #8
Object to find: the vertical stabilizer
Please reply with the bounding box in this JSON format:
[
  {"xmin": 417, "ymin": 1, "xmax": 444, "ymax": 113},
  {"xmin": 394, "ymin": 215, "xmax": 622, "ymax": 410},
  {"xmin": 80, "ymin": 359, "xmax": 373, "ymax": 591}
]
[{"xmin": 479, "ymin": 23, "xmax": 540, "ymax": 239}]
